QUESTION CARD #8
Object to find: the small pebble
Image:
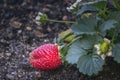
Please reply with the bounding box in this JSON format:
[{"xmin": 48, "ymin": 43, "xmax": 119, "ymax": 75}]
[
  {"xmin": 26, "ymin": 26, "xmax": 32, "ymax": 31},
  {"xmin": 62, "ymin": 15, "xmax": 68, "ymax": 21},
  {"xmin": 6, "ymin": 74, "xmax": 14, "ymax": 80},
  {"xmin": 10, "ymin": 21, "xmax": 22, "ymax": 28},
  {"xmin": 43, "ymin": 7, "xmax": 50, "ymax": 12},
  {"xmin": 5, "ymin": 52, "xmax": 11, "ymax": 57}
]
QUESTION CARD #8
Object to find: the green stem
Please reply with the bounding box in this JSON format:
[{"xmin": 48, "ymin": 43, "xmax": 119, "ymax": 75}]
[
  {"xmin": 111, "ymin": 29, "xmax": 117, "ymax": 47},
  {"xmin": 98, "ymin": 3, "xmax": 107, "ymax": 19},
  {"xmin": 47, "ymin": 19, "xmax": 76, "ymax": 24},
  {"xmin": 66, "ymin": 36, "xmax": 81, "ymax": 47},
  {"xmin": 96, "ymin": 32, "xmax": 104, "ymax": 39}
]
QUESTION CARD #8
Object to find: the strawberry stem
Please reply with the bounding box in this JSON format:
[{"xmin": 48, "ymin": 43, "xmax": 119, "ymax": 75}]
[{"xmin": 47, "ymin": 19, "xmax": 76, "ymax": 24}]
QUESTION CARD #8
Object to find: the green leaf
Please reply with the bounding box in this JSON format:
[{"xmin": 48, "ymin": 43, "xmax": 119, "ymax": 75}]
[
  {"xmin": 72, "ymin": 16, "xmax": 97, "ymax": 35},
  {"xmin": 66, "ymin": 39, "xmax": 87, "ymax": 64},
  {"xmin": 108, "ymin": 11, "xmax": 120, "ymax": 32},
  {"xmin": 66, "ymin": 35, "xmax": 104, "ymax": 75},
  {"xmin": 77, "ymin": 54, "xmax": 105, "ymax": 76},
  {"xmin": 77, "ymin": 5, "xmax": 98, "ymax": 15},
  {"xmin": 100, "ymin": 20, "xmax": 117, "ymax": 31},
  {"xmin": 112, "ymin": 43, "xmax": 120, "ymax": 63},
  {"xmin": 66, "ymin": 35, "xmax": 101, "ymax": 64},
  {"xmin": 99, "ymin": 20, "xmax": 117, "ymax": 36},
  {"xmin": 92, "ymin": 0, "xmax": 107, "ymax": 10},
  {"xmin": 76, "ymin": 0, "xmax": 106, "ymax": 15}
]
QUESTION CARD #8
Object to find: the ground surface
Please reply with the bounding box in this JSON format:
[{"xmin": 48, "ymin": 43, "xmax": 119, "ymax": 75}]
[{"xmin": 0, "ymin": 0, "xmax": 120, "ymax": 80}]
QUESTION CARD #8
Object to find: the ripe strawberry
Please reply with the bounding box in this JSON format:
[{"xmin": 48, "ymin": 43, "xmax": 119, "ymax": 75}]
[{"xmin": 29, "ymin": 44, "xmax": 62, "ymax": 70}]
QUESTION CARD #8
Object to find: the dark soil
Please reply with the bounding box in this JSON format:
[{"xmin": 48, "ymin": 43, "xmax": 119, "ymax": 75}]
[{"xmin": 0, "ymin": 0, "xmax": 120, "ymax": 80}]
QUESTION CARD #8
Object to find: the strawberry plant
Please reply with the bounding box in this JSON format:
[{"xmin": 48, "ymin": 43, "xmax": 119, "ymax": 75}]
[{"xmin": 30, "ymin": 0, "xmax": 120, "ymax": 76}]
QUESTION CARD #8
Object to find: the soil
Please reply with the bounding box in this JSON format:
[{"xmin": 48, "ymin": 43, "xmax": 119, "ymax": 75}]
[{"xmin": 0, "ymin": 0, "xmax": 120, "ymax": 80}]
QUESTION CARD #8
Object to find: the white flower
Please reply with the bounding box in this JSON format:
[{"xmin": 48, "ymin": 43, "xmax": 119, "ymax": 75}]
[
  {"xmin": 94, "ymin": 38, "xmax": 112, "ymax": 60},
  {"xmin": 35, "ymin": 12, "xmax": 45, "ymax": 25},
  {"xmin": 67, "ymin": 0, "xmax": 82, "ymax": 12}
]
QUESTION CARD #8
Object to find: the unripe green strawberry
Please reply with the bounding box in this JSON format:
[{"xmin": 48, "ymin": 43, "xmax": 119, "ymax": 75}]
[
  {"xmin": 58, "ymin": 29, "xmax": 75, "ymax": 42},
  {"xmin": 100, "ymin": 39, "xmax": 110, "ymax": 53}
]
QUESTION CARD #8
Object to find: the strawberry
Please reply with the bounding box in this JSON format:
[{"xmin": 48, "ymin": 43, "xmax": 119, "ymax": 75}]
[{"xmin": 29, "ymin": 44, "xmax": 62, "ymax": 70}]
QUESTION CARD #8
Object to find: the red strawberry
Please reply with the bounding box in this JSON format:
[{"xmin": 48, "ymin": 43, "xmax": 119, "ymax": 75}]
[{"xmin": 29, "ymin": 44, "xmax": 62, "ymax": 70}]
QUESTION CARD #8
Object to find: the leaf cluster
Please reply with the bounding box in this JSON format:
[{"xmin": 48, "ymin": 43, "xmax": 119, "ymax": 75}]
[{"xmin": 58, "ymin": 0, "xmax": 120, "ymax": 76}]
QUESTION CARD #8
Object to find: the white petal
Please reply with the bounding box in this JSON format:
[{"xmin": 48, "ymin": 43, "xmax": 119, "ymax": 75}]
[
  {"xmin": 76, "ymin": 0, "xmax": 82, "ymax": 3},
  {"xmin": 104, "ymin": 38, "xmax": 110, "ymax": 43},
  {"xmin": 101, "ymin": 54, "xmax": 106, "ymax": 60},
  {"xmin": 35, "ymin": 16, "xmax": 41, "ymax": 21},
  {"xmin": 73, "ymin": 0, "xmax": 81, "ymax": 7},
  {"xmin": 107, "ymin": 51, "xmax": 112, "ymax": 56},
  {"xmin": 66, "ymin": 0, "xmax": 81, "ymax": 12},
  {"xmin": 97, "ymin": 51, "xmax": 101, "ymax": 55},
  {"xmin": 94, "ymin": 44, "xmax": 100, "ymax": 50},
  {"xmin": 66, "ymin": 6, "xmax": 74, "ymax": 11},
  {"xmin": 35, "ymin": 21, "xmax": 41, "ymax": 25},
  {"xmin": 38, "ymin": 12, "xmax": 43, "ymax": 15}
]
